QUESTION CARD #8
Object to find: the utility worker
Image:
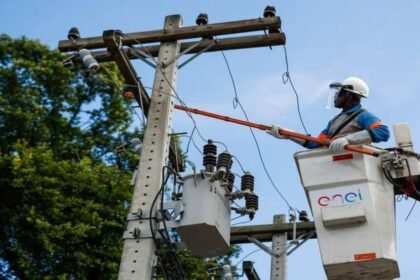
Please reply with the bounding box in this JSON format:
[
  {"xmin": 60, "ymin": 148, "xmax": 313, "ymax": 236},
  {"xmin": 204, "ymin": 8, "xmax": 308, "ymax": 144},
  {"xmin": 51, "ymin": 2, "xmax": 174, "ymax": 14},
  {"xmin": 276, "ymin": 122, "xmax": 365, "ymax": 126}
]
[{"xmin": 268, "ymin": 77, "xmax": 390, "ymax": 152}]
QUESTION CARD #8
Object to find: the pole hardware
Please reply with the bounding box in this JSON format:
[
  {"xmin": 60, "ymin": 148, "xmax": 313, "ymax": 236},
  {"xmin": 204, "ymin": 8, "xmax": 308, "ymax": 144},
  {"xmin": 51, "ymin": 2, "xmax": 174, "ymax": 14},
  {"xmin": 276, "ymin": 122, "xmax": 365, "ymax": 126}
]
[
  {"xmin": 57, "ymin": 10, "xmax": 290, "ymax": 280},
  {"xmin": 58, "ymin": 17, "xmax": 282, "ymax": 51},
  {"xmin": 247, "ymin": 236, "xmax": 281, "ymax": 258},
  {"xmin": 122, "ymin": 228, "xmax": 153, "ymax": 240},
  {"xmin": 126, "ymin": 208, "xmax": 154, "ymax": 221}
]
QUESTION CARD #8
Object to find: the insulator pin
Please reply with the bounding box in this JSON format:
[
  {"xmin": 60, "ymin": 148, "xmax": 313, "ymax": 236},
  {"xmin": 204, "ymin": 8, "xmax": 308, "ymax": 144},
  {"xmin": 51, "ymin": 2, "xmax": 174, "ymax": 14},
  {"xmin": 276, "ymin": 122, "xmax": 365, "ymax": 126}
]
[
  {"xmin": 299, "ymin": 210, "xmax": 310, "ymax": 222},
  {"xmin": 79, "ymin": 49, "xmax": 100, "ymax": 73},
  {"xmin": 196, "ymin": 13, "xmax": 209, "ymax": 25},
  {"xmin": 67, "ymin": 27, "xmax": 80, "ymax": 41},
  {"xmin": 263, "ymin": 5, "xmax": 276, "ymax": 18}
]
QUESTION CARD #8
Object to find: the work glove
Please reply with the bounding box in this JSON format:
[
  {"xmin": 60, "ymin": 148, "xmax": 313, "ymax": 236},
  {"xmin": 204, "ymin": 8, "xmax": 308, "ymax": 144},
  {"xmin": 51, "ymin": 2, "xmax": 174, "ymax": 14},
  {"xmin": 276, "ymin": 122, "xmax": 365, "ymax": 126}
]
[
  {"xmin": 329, "ymin": 130, "xmax": 372, "ymax": 153},
  {"xmin": 267, "ymin": 125, "xmax": 289, "ymax": 139},
  {"xmin": 267, "ymin": 125, "xmax": 307, "ymax": 146},
  {"xmin": 346, "ymin": 130, "xmax": 372, "ymax": 145},
  {"xmin": 329, "ymin": 137, "xmax": 349, "ymax": 153}
]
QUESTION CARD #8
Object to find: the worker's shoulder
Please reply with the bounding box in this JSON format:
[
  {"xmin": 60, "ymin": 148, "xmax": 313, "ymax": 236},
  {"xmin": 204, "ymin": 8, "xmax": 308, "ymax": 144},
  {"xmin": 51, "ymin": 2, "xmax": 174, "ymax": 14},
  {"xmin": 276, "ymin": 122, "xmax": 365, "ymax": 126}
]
[{"xmin": 357, "ymin": 109, "xmax": 384, "ymax": 124}]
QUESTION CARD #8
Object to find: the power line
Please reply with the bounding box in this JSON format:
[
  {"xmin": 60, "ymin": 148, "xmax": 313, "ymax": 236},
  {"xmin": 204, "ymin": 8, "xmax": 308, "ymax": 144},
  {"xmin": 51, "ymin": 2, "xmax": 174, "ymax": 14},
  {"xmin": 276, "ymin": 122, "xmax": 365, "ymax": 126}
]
[
  {"xmin": 281, "ymin": 45, "xmax": 309, "ymax": 135},
  {"xmin": 125, "ymin": 35, "xmax": 210, "ymax": 144},
  {"xmin": 220, "ymin": 50, "xmax": 294, "ymax": 211}
]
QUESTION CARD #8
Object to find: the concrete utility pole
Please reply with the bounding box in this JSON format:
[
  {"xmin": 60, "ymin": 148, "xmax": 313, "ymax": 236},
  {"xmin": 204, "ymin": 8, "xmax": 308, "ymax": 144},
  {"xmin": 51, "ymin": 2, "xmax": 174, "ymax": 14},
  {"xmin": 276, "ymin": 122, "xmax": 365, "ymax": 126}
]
[
  {"xmin": 58, "ymin": 9, "xmax": 286, "ymax": 280},
  {"xmin": 231, "ymin": 219, "xmax": 316, "ymax": 280},
  {"xmin": 117, "ymin": 15, "xmax": 182, "ymax": 279},
  {"xmin": 271, "ymin": 215, "xmax": 287, "ymax": 280}
]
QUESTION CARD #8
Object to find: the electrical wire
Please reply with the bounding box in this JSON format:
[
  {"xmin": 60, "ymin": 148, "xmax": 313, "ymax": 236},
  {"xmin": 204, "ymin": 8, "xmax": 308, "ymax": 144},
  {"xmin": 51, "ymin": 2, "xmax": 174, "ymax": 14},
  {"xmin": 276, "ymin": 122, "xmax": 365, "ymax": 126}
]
[
  {"xmin": 102, "ymin": 40, "xmax": 192, "ymax": 133},
  {"xmin": 231, "ymin": 219, "xmax": 251, "ymax": 226},
  {"xmin": 232, "ymin": 155, "xmax": 246, "ymax": 173},
  {"xmin": 97, "ymin": 68, "xmax": 148, "ymax": 129},
  {"xmin": 280, "ymin": 45, "xmax": 309, "ymax": 135},
  {"xmin": 125, "ymin": 35, "xmax": 211, "ymax": 144},
  {"xmin": 405, "ymin": 199, "xmax": 417, "ymax": 221},
  {"xmin": 117, "ymin": 38, "xmax": 234, "ymax": 163},
  {"xmin": 234, "ymin": 249, "xmax": 262, "ymax": 267},
  {"xmin": 183, "ymin": 126, "xmax": 196, "ymax": 156},
  {"xmin": 220, "ymin": 50, "xmax": 294, "ymax": 211},
  {"xmin": 230, "ymin": 215, "xmax": 245, "ymax": 222},
  {"xmin": 149, "ymin": 166, "xmax": 185, "ymax": 279},
  {"xmin": 179, "ymin": 133, "xmax": 203, "ymax": 156}
]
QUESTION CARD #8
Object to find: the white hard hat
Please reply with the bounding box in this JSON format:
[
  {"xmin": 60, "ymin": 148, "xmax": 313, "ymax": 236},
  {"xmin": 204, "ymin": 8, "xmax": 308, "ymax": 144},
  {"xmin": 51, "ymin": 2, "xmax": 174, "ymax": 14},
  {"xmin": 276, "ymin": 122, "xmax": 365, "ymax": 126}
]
[{"xmin": 329, "ymin": 76, "xmax": 369, "ymax": 98}]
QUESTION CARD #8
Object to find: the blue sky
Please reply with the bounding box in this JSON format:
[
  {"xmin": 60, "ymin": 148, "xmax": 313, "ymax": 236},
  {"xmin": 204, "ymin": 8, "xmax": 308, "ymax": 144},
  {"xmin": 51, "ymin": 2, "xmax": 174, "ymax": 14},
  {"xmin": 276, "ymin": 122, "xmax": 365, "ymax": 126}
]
[{"xmin": 1, "ymin": 1, "xmax": 419, "ymax": 279}]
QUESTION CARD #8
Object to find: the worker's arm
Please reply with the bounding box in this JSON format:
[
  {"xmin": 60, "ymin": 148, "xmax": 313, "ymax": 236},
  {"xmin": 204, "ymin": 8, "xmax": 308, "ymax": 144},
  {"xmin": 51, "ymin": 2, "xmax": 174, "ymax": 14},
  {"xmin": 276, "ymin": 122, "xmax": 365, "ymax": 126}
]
[
  {"xmin": 329, "ymin": 112, "xmax": 390, "ymax": 153},
  {"xmin": 268, "ymin": 125, "xmax": 307, "ymax": 146},
  {"xmin": 303, "ymin": 127, "xmax": 330, "ymax": 149},
  {"xmin": 357, "ymin": 112, "xmax": 389, "ymax": 143}
]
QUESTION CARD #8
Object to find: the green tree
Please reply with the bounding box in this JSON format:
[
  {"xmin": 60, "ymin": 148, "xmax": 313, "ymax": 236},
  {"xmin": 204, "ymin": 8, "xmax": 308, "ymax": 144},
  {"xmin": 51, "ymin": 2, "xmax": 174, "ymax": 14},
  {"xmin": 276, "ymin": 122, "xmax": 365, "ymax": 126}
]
[
  {"xmin": 0, "ymin": 35, "xmax": 239, "ymax": 280},
  {"xmin": 0, "ymin": 34, "xmax": 137, "ymax": 279}
]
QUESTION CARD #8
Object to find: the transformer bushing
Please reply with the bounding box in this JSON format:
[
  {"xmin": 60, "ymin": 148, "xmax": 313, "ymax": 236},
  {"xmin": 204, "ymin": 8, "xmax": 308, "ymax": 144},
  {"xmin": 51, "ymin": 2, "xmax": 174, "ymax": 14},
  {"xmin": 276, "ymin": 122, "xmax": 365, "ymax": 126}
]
[
  {"xmin": 203, "ymin": 140, "xmax": 217, "ymax": 172},
  {"xmin": 217, "ymin": 151, "xmax": 233, "ymax": 171},
  {"xmin": 245, "ymin": 193, "xmax": 259, "ymax": 220},
  {"xmin": 226, "ymin": 172, "xmax": 235, "ymax": 192},
  {"xmin": 241, "ymin": 172, "xmax": 254, "ymax": 192}
]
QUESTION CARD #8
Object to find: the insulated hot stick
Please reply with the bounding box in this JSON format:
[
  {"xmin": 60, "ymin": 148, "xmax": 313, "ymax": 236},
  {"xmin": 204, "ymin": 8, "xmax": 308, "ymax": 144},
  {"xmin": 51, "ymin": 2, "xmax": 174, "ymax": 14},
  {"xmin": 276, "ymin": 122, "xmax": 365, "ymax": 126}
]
[{"xmin": 174, "ymin": 104, "xmax": 380, "ymax": 157}]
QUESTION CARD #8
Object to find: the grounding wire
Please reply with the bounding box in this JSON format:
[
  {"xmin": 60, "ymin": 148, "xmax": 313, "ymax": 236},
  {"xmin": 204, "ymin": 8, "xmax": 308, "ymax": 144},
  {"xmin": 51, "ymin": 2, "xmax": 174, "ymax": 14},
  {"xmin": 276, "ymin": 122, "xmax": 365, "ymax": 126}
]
[
  {"xmin": 220, "ymin": 50, "xmax": 294, "ymax": 211},
  {"xmin": 280, "ymin": 44, "xmax": 309, "ymax": 135}
]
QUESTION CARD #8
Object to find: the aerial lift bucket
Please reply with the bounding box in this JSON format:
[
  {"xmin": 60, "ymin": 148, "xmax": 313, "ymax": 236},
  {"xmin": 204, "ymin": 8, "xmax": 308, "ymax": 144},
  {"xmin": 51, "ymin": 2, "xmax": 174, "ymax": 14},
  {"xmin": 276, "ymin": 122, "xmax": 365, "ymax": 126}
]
[{"xmin": 294, "ymin": 146, "xmax": 399, "ymax": 280}]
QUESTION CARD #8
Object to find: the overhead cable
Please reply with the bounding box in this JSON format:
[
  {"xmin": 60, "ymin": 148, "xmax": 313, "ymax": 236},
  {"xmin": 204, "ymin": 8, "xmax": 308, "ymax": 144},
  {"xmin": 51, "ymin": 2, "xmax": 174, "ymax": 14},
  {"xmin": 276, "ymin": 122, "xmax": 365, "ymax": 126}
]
[
  {"xmin": 220, "ymin": 50, "xmax": 294, "ymax": 211},
  {"xmin": 281, "ymin": 45, "xmax": 309, "ymax": 135}
]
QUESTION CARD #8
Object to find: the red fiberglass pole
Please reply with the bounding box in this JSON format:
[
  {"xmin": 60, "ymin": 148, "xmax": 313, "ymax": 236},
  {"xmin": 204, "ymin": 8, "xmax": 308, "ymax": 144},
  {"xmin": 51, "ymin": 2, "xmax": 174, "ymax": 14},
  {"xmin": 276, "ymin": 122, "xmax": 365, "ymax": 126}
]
[{"xmin": 174, "ymin": 104, "xmax": 380, "ymax": 157}]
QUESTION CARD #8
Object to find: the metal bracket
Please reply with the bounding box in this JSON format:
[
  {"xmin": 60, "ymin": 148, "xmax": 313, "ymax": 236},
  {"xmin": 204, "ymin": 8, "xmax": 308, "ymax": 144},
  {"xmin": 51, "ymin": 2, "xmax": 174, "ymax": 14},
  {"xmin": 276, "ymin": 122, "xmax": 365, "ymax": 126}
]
[
  {"xmin": 130, "ymin": 168, "xmax": 138, "ymax": 186},
  {"xmin": 178, "ymin": 39, "xmax": 216, "ymax": 69},
  {"xmin": 160, "ymin": 39, "xmax": 217, "ymax": 69},
  {"xmin": 126, "ymin": 208, "xmax": 152, "ymax": 221},
  {"xmin": 129, "ymin": 46, "xmax": 157, "ymax": 69},
  {"xmin": 286, "ymin": 231, "xmax": 315, "ymax": 256},
  {"xmin": 248, "ymin": 231, "xmax": 316, "ymax": 258},
  {"xmin": 161, "ymin": 39, "xmax": 203, "ymax": 68},
  {"xmin": 122, "ymin": 227, "xmax": 153, "ymax": 239},
  {"xmin": 247, "ymin": 236, "xmax": 280, "ymax": 258},
  {"xmin": 162, "ymin": 200, "xmax": 185, "ymax": 218},
  {"xmin": 159, "ymin": 220, "xmax": 180, "ymax": 230}
]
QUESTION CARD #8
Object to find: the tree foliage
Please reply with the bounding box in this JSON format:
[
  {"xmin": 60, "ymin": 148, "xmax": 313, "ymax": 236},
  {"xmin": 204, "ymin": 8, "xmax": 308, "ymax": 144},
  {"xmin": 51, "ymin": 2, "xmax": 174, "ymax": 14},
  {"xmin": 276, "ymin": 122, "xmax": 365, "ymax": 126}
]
[{"xmin": 0, "ymin": 34, "xmax": 136, "ymax": 279}]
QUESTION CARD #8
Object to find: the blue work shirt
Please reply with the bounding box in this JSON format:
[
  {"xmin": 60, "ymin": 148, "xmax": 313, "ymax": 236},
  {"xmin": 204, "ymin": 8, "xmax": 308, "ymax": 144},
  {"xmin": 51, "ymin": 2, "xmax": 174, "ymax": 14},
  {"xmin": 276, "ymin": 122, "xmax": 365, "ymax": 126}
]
[{"xmin": 304, "ymin": 104, "xmax": 390, "ymax": 149}]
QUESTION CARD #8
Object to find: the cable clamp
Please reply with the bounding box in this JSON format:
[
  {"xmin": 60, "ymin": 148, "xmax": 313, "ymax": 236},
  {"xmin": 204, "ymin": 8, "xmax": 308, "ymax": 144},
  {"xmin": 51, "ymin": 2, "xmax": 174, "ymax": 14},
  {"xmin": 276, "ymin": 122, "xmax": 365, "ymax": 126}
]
[
  {"xmin": 122, "ymin": 227, "xmax": 153, "ymax": 240},
  {"xmin": 126, "ymin": 208, "xmax": 152, "ymax": 221}
]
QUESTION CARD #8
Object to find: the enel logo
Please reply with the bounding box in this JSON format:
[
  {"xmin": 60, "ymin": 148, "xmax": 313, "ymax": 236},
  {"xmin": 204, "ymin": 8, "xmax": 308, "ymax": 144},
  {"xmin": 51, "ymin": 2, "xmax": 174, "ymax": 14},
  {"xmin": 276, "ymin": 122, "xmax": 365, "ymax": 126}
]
[{"xmin": 317, "ymin": 189, "xmax": 363, "ymax": 207}]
